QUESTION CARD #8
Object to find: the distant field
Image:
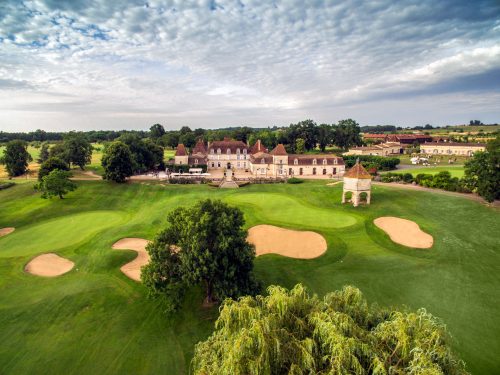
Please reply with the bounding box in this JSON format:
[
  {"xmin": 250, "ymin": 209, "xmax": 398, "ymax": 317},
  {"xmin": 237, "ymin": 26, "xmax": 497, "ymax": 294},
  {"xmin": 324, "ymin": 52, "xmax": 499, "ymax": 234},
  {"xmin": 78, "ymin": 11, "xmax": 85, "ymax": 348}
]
[{"xmin": 385, "ymin": 165, "xmax": 465, "ymax": 178}]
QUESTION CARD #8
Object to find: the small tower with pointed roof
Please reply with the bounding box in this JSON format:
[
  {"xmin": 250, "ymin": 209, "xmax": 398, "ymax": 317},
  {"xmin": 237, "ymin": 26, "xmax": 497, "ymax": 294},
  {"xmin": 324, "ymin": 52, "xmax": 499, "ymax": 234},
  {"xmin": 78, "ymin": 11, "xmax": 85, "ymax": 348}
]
[
  {"xmin": 174, "ymin": 144, "xmax": 189, "ymax": 165},
  {"xmin": 342, "ymin": 159, "xmax": 372, "ymax": 207}
]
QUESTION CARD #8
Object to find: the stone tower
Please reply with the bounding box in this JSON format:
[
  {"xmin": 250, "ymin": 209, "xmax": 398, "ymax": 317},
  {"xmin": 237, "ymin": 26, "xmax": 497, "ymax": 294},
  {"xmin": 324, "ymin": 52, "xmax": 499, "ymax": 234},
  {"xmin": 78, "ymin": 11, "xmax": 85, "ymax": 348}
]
[{"xmin": 342, "ymin": 160, "xmax": 372, "ymax": 207}]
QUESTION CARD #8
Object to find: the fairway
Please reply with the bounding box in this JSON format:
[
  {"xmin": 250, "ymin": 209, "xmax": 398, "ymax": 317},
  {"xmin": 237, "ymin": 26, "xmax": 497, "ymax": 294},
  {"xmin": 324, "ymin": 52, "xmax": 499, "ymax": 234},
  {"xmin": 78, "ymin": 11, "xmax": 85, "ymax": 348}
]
[
  {"xmin": 0, "ymin": 180, "xmax": 498, "ymax": 374},
  {"xmin": 395, "ymin": 165, "xmax": 465, "ymax": 178}
]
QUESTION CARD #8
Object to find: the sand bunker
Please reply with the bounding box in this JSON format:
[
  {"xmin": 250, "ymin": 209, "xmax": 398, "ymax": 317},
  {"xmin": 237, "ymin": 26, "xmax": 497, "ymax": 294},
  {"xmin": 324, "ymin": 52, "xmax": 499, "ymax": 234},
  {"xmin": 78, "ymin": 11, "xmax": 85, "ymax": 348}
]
[
  {"xmin": 0, "ymin": 227, "xmax": 15, "ymax": 237},
  {"xmin": 247, "ymin": 225, "xmax": 327, "ymax": 259},
  {"xmin": 374, "ymin": 217, "xmax": 433, "ymax": 249},
  {"xmin": 112, "ymin": 238, "xmax": 150, "ymax": 281},
  {"xmin": 25, "ymin": 253, "xmax": 74, "ymax": 277}
]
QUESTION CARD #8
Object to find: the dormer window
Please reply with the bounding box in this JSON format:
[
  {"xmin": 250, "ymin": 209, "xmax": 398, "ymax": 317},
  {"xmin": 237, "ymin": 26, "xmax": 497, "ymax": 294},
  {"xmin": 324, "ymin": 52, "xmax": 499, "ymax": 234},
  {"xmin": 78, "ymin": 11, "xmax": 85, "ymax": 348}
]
[
  {"xmin": 227, "ymin": 148, "xmax": 231, "ymax": 155},
  {"xmin": 236, "ymin": 148, "xmax": 240, "ymax": 155},
  {"xmin": 217, "ymin": 148, "xmax": 221, "ymax": 154},
  {"xmin": 261, "ymin": 158, "xmax": 265, "ymax": 164},
  {"xmin": 294, "ymin": 159, "xmax": 298, "ymax": 165},
  {"xmin": 210, "ymin": 149, "xmax": 214, "ymax": 154},
  {"xmin": 322, "ymin": 159, "xmax": 327, "ymax": 165},
  {"xmin": 243, "ymin": 149, "xmax": 247, "ymax": 155},
  {"xmin": 195, "ymin": 159, "xmax": 198, "ymax": 164},
  {"xmin": 312, "ymin": 159, "xmax": 317, "ymax": 165}
]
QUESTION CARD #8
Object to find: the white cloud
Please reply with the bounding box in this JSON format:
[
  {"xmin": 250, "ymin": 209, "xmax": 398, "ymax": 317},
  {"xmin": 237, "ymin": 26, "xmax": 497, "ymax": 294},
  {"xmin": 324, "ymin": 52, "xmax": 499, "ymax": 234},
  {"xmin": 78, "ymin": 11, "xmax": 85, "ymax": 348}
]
[{"xmin": 0, "ymin": 0, "xmax": 499, "ymax": 131}]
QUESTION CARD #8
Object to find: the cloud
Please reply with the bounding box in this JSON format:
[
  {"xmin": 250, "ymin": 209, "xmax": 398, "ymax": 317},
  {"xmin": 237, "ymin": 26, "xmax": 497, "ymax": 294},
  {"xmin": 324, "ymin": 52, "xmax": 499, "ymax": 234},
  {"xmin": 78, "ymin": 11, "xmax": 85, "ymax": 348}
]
[{"xmin": 0, "ymin": 0, "xmax": 499, "ymax": 131}]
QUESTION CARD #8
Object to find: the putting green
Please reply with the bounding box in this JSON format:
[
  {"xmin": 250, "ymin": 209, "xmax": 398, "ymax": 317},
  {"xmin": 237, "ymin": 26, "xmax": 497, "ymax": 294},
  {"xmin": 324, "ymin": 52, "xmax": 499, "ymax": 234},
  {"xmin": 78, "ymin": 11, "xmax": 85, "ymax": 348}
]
[
  {"xmin": 0, "ymin": 211, "xmax": 126, "ymax": 258},
  {"xmin": 226, "ymin": 193, "xmax": 357, "ymax": 229}
]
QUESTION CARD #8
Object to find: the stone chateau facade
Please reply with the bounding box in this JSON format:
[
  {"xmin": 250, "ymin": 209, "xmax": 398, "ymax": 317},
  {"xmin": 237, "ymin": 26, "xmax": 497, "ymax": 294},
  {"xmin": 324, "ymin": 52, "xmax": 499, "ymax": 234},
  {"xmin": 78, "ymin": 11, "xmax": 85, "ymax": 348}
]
[{"xmin": 174, "ymin": 138, "xmax": 345, "ymax": 178}]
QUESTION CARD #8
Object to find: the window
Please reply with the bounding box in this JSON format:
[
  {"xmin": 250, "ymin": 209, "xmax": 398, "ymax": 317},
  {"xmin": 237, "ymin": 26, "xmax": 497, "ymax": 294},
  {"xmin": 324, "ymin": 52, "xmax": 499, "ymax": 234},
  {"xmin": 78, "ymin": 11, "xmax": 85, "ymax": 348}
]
[
  {"xmin": 195, "ymin": 159, "xmax": 198, "ymax": 165},
  {"xmin": 322, "ymin": 159, "xmax": 327, "ymax": 165},
  {"xmin": 313, "ymin": 167, "xmax": 317, "ymax": 175},
  {"xmin": 210, "ymin": 149, "xmax": 214, "ymax": 154},
  {"xmin": 243, "ymin": 162, "xmax": 246, "ymax": 167},
  {"xmin": 323, "ymin": 168, "xmax": 327, "ymax": 175},
  {"xmin": 236, "ymin": 148, "xmax": 240, "ymax": 155},
  {"xmin": 333, "ymin": 158, "xmax": 337, "ymax": 165},
  {"xmin": 289, "ymin": 168, "xmax": 293, "ymax": 175},
  {"xmin": 333, "ymin": 167, "xmax": 337, "ymax": 174},
  {"xmin": 279, "ymin": 159, "xmax": 283, "ymax": 164},
  {"xmin": 217, "ymin": 162, "xmax": 221, "ymax": 167},
  {"xmin": 299, "ymin": 168, "xmax": 303, "ymax": 175},
  {"xmin": 227, "ymin": 148, "xmax": 231, "ymax": 155},
  {"xmin": 243, "ymin": 149, "xmax": 247, "ymax": 155},
  {"xmin": 211, "ymin": 162, "xmax": 214, "ymax": 167},
  {"xmin": 217, "ymin": 148, "xmax": 221, "ymax": 155},
  {"xmin": 237, "ymin": 162, "xmax": 240, "ymax": 167},
  {"xmin": 261, "ymin": 158, "xmax": 265, "ymax": 164},
  {"xmin": 312, "ymin": 159, "xmax": 317, "ymax": 165},
  {"xmin": 294, "ymin": 159, "xmax": 298, "ymax": 165}
]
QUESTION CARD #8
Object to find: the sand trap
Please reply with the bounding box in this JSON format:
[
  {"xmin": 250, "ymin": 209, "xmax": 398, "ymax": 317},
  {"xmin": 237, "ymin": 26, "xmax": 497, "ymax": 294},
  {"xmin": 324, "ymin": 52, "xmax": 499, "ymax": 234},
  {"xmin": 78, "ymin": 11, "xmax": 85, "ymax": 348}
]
[
  {"xmin": 112, "ymin": 238, "xmax": 150, "ymax": 281},
  {"xmin": 247, "ymin": 225, "xmax": 327, "ymax": 259},
  {"xmin": 374, "ymin": 217, "xmax": 433, "ymax": 249},
  {"xmin": 25, "ymin": 253, "xmax": 74, "ymax": 277},
  {"xmin": 0, "ymin": 227, "xmax": 15, "ymax": 237},
  {"xmin": 326, "ymin": 181, "xmax": 342, "ymax": 186}
]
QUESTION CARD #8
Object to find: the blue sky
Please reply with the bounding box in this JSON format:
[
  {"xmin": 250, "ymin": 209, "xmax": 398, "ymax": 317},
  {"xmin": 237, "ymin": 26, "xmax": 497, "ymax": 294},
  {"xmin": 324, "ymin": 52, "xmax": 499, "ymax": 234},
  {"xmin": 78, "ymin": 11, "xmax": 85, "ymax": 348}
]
[{"xmin": 0, "ymin": 0, "xmax": 499, "ymax": 131}]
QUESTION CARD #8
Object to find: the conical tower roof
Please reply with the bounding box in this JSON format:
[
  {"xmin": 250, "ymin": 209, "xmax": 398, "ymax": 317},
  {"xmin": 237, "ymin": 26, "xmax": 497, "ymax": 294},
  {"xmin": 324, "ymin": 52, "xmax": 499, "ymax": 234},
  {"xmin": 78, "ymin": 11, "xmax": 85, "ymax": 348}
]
[
  {"xmin": 270, "ymin": 144, "xmax": 288, "ymax": 156},
  {"xmin": 344, "ymin": 160, "xmax": 372, "ymax": 179},
  {"xmin": 175, "ymin": 143, "xmax": 187, "ymax": 156}
]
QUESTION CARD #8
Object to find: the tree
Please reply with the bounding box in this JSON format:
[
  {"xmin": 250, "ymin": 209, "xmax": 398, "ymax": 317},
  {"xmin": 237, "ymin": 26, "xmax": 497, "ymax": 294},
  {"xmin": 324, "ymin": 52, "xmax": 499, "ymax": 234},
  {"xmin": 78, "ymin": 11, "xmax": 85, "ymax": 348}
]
[
  {"xmin": 38, "ymin": 157, "xmax": 69, "ymax": 180},
  {"xmin": 64, "ymin": 132, "xmax": 92, "ymax": 169},
  {"xmin": 150, "ymin": 123, "xmax": 165, "ymax": 141},
  {"xmin": 38, "ymin": 143, "xmax": 50, "ymax": 163},
  {"xmin": 463, "ymin": 136, "xmax": 500, "ymax": 202},
  {"xmin": 162, "ymin": 132, "xmax": 180, "ymax": 149},
  {"xmin": 49, "ymin": 143, "xmax": 70, "ymax": 163},
  {"xmin": 101, "ymin": 141, "xmax": 134, "ymax": 183},
  {"xmin": 295, "ymin": 138, "xmax": 305, "ymax": 154},
  {"xmin": 1, "ymin": 140, "xmax": 32, "ymax": 177},
  {"xmin": 179, "ymin": 131, "xmax": 196, "ymax": 149},
  {"xmin": 36, "ymin": 169, "xmax": 76, "ymax": 199},
  {"xmin": 142, "ymin": 199, "xmax": 260, "ymax": 311},
  {"xmin": 318, "ymin": 123, "xmax": 333, "ymax": 151},
  {"xmin": 334, "ymin": 119, "xmax": 362, "ymax": 150},
  {"xmin": 192, "ymin": 284, "xmax": 468, "ymax": 375}
]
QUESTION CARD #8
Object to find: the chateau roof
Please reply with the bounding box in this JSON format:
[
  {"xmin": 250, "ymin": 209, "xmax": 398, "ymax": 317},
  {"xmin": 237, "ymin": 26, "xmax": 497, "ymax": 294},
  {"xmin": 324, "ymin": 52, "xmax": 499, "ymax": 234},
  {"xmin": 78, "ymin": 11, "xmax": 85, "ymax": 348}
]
[
  {"xmin": 192, "ymin": 139, "xmax": 207, "ymax": 154},
  {"xmin": 175, "ymin": 143, "xmax": 188, "ymax": 156},
  {"xmin": 363, "ymin": 134, "xmax": 388, "ymax": 138},
  {"xmin": 250, "ymin": 152, "xmax": 273, "ymax": 163},
  {"xmin": 344, "ymin": 161, "xmax": 372, "ymax": 179},
  {"xmin": 270, "ymin": 144, "xmax": 288, "ymax": 156},
  {"xmin": 288, "ymin": 155, "xmax": 345, "ymax": 166},
  {"xmin": 250, "ymin": 139, "xmax": 268, "ymax": 154},
  {"xmin": 209, "ymin": 138, "xmax": 249, "ymax": 153}
]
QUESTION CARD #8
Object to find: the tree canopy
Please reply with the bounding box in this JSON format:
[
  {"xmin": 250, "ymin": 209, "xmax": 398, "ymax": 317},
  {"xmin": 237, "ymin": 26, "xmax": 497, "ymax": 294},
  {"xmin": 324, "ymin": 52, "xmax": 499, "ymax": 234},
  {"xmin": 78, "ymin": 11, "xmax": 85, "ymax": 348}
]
[
  {"xmin": 464, "ymin": 135, "xmax": 500, "ymax": 202},
  {"xmin": 1, "ymin": 140, "xmax": 32, "ymax": 177},
  {"xmin": 142, "ymin": 199, "xmax": 260, "ymax": 311},
  {"xmin": 63, "ymin": 132, "xmax": 92, "ymax": 169},
  {"xmin": 101, "ymin": 141, "xmax": 134, "ymax": 183},
  {"xmin": 36, "ymin": 169, "xmax": 76, "ymax": 199},
  {"xmin": 192, "ymin": 284, "xmax": 468, "ymax": 375},
  {"xmin": 38, "ymin": 157, "xmax": 69, "ymax": 180}
]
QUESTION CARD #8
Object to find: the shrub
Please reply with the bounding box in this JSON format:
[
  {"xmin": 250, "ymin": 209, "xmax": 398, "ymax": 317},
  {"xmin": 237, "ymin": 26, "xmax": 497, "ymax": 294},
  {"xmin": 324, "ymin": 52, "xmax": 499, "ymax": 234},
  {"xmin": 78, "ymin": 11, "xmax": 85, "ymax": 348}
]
[
  {"xmin": 343, "ymin": 155, "xmax": 400, "ymax": 171},
  {"xmin": 287, "ymin": 177, "xmax": 304, "ymax": 184}
]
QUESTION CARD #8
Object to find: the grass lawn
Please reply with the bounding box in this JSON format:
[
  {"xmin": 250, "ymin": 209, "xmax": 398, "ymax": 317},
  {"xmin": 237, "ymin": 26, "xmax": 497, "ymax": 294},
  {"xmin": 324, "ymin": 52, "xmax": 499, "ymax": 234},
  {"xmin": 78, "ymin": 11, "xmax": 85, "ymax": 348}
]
[
  {"xmin": 384, "ymin": 165, "xmax": 465, "ymax": 178},
  {"xmin": 0, "ymin": 180, "xmax": 498, "ymax": 374}
]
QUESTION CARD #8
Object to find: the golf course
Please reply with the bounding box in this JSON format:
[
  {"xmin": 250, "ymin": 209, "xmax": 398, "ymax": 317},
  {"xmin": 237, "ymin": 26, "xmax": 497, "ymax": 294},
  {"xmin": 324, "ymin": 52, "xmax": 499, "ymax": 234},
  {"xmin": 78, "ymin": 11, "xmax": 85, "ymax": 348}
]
[{"xmin": 0, "ymin": 180, "xmax": 499, "ymax": 374}]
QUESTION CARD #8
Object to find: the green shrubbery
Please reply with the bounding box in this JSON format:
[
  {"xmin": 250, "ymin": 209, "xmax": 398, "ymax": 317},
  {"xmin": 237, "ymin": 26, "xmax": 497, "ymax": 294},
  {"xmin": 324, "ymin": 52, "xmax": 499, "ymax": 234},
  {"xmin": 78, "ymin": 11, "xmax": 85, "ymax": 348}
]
[
  {"xmin": 287, "ymin": 177, "xmax": 304, "ymax": 184},
  {"xmin": 343, "ymin": 155, "xmax": 400, "ymax": 171},
  {"xmin": 381, "ymin": 171, "xmax": 471, "ymax": 193}
]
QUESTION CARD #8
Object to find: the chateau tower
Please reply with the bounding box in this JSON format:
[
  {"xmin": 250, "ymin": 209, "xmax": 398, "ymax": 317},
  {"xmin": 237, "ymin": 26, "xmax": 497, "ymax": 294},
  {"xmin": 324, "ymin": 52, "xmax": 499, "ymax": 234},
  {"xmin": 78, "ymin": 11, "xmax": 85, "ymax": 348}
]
[{"xmin": 342, "ymin": 160, "xmax": 372, "ymax": 207}]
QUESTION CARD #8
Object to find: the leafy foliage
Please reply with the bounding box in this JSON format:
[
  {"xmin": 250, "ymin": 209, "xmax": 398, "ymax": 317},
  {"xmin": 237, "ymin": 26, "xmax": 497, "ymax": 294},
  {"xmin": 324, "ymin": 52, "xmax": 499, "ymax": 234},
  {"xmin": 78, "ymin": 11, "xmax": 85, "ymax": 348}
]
[
  {"xmin": 63, "ymin": 132, "xmax": 92, "ymax": 169},
  {"xmin": 38, "ymin": 157, "xmax": 69, "ymax": 180},
  {"xmin": 192, "ymin": 284, "xmax": 468, "ymax": 375},
  {"xmin": 118, "ymin": 133, "xmax": 164, "ymax": 172},
  {"xmin": 1, "ymin": 140, "xmax": 32, "ymax": 177},
  {"xmin": 343, "ymin": 155, "xmax": 400, "ymax": 171},
  {"xmin": 38, "ymin": 142, "xmax": 50, "ymax": 163},
  {"xmin": 35, "ymin": 169, "xmax": 77, "ymax": 199},
  {"xmin": 463, "ymin": 136, "xmax": 500, "ymax": 202},
  {"xmin": 101, "ymin": 141, "xmax": 134, "ymax": 183},
  {"xmin": 142, "ymin": 199, "xmax": 260, "ymax": 311}
]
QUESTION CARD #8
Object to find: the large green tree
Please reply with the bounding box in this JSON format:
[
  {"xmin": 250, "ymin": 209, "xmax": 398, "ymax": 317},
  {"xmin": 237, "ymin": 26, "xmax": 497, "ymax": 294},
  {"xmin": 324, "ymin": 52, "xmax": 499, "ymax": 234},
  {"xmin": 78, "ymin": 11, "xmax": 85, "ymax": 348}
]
[
  {"xmin": 1, "ymin": 140, "xmax": 32, "ymax": 177},
  {"xmin": 150, "ymin": 123, "xmax": 166, "ymax": 141},
  {"xmin": 464, "ymin": 136, "xmax": 500, "ymax": 202},
  {"xmin": 38, "ymin": 157, "xmax": 69, "ymax": 180},
  {"xmin": 36, "ymin": 169, "xmax": 76, "ymax": 199},
  {"xmin": 142, "ymin": 199, "xmax": 260, "ymax": 311},
  {"xmin": 193, "ymin": 284, "xmax": 468, "ymax": 375},
  {"xmin": 101, "ymin": 141, "xmax": 134, "ymax": 183},
  {"xmin": 64, "ymin": 132, "xmax": 92, "ymax": 169},
  {"xmin": 118, "ymin": 133, "xmax": 164, "ymax": 172},
  {"xmin": 334, "ymin": 119, "xmax": 362, "ymax": 150},
  {"xmin": 37, "ymin": 142, "xmax": 50, "ymax": 163}
]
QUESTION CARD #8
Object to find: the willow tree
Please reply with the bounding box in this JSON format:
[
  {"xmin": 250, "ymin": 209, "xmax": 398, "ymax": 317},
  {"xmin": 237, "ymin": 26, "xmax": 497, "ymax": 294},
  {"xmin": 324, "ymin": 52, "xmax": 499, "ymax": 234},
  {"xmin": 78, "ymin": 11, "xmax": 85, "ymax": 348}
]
[
  {"xmin": 192, "ymin": 284, "xmax": 468, "ymax": 375},
  {"xmin": 142, "ymin": 199, "xmax": 260, "ymax": 312}
]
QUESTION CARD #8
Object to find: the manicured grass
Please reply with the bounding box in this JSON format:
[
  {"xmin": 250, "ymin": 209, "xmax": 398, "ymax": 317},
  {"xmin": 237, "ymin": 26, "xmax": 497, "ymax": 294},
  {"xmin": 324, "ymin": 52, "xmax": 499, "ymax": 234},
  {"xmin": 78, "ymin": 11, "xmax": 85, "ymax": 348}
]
[
  {"xmin": 384, "ymin": 165, "xmax": 465, "ymax": 178},
  {"xmin": 0, "ymin": 180, "xmax": 498, "ymax": 374}
]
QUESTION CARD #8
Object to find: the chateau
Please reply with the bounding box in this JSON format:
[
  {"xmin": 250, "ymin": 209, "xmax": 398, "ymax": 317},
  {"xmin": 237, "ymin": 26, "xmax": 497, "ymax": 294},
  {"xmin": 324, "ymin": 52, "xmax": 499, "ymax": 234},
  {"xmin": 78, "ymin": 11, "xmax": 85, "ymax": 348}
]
[{"xmin": 174, "ymin": 138, "xmax": 345, "ymax": 178}]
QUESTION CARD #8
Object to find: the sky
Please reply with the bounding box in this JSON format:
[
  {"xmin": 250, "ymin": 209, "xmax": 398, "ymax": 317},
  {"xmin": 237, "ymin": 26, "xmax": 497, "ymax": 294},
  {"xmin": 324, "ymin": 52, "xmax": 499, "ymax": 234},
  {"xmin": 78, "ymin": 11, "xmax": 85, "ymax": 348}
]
[{"xmin": 0, "ymin": 0, "xmax": 499, "ymax": 132}]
